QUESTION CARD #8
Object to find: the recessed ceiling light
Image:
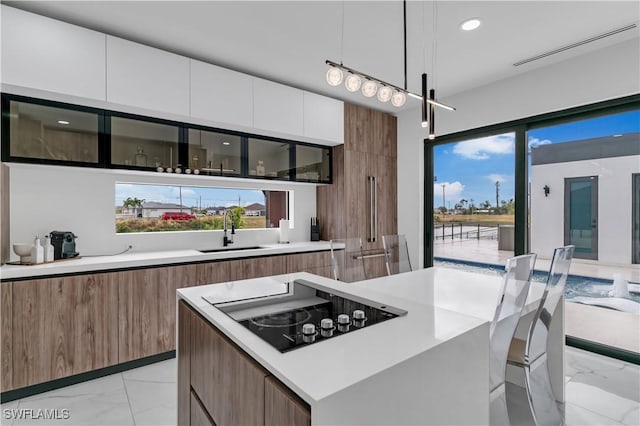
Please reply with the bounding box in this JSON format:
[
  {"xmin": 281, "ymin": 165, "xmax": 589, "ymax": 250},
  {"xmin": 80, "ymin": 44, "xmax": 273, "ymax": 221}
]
[
  {"xmin": 57, "ymin": 120, "xmax": 70, "ymax": 125},
  {"xmin": 461, "ymin": 18, "xmax": 481, "ymax": 31},
  {"xmin": 222, "ymin": 141, "xmax": 231, "ymax": 145}
]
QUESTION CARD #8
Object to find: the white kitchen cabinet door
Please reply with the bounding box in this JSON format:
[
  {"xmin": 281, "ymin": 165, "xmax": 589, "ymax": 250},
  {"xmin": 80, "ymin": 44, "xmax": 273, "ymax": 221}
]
[
  {"xmin": 1, "ymin": 5, "xmax": 106, "ymax": 101},
  {"xmin": 190, "ymin": 60, "xmax": 253, "ymax": 128},
  {"xmin": 253, "ymin": 78, "xmax": 303, "ymax": 137},
  {"xmin": 106, "ymin": 36, "xmax": 189, "ymax": 116},
  {"xmin": 303, "ymin": 92, "xmax": 344, "ymax": 145}
]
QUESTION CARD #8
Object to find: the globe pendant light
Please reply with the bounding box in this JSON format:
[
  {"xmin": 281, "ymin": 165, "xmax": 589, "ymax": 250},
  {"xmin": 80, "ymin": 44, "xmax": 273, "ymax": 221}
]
[
  {"xmin": 326, "ymin": 67, "xmax": 344, "ymax": 86},
  {"xmin": 345, "ymin": 73, "xmax": 362, "ymax": 92},
  {"xmin": 361, "ymin": 80, "xmax": 378, "ymax": 97},
  {"xmin": 391, "ymin": 91, "xmax": 406, "ymax": 107},
  {"xmin": 377, "ymin": 86, "xmax": 393, "ymax": 102}
]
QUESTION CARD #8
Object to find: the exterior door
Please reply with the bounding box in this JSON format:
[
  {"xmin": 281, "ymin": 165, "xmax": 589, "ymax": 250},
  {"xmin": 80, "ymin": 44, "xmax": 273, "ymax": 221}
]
[
  {"xmin": 634, "ymin": 174, "xmax": 640, "ymax": 264},
  {"xmin": 564, "ymin": 176, "xmax": 598, "ymax": 260}
]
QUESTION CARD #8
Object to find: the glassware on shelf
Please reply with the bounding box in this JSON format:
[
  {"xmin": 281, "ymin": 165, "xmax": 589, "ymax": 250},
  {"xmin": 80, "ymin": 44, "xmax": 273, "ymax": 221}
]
[
  {"xmin": 256, "ymin": 160, "xmax": 265, "ymax": 176},
  {"xmin": 134, "ymin": 146, "xmax": 147, "ymax": 166}
]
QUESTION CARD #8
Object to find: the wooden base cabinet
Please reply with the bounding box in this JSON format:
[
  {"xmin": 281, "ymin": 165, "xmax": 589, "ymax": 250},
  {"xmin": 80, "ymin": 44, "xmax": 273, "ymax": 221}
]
[
  {"xmin": 178, "ymin": 301, "xmax": 311, "ymax": 426},
  {"xmin": 2, "ymin": 274, "xmax": 118, "ymax": 392},
  {"xmin": 118, "ymin": 264, "xmax": 197, "ymax": 362},
  {"xmin": 1, "ymin": 251, "xmax": 330, "ymax": 393}
]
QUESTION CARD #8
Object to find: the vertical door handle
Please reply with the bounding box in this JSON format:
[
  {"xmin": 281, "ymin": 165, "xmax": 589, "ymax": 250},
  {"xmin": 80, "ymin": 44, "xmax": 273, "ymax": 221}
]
[{"xmin": 368, "ymin": 176, "xmax": 377, "ymax": 242}]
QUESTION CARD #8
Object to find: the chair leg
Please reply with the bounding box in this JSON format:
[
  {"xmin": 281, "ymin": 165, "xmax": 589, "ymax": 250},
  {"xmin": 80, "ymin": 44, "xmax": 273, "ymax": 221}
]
[{"xmin": 525, "ymin": 354, "xmax": 564, "ymax": 426}]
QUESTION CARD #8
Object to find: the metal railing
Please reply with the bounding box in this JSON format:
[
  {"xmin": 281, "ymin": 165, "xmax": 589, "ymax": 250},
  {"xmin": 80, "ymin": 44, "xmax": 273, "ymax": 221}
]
[{"xmin": 434, "ymin": 223, "xmax": 499, "ymax": 241}]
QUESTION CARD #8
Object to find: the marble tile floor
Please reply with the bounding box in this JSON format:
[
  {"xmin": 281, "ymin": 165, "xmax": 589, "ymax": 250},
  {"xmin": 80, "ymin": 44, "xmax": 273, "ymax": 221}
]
[{"xmin": 1, "ymin": 347, "xmax": 637, "ymax": 425}]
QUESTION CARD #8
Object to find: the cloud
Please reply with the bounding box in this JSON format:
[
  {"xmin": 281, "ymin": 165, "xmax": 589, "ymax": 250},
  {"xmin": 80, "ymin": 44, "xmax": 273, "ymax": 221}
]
[
  {"xmin": 528, "ymin": 137, "xmax": 552, "ymax": 150},
  {"xmin": 434, "ymin": 181, "xmax": 464, "ymax": 200},
  {"xmin": 452, "ymin": 134, "xmax": 514, "ymax": 160},
  {"xmin": 486, "ymin": 174, "xmax": 508, "ymax": 183}
]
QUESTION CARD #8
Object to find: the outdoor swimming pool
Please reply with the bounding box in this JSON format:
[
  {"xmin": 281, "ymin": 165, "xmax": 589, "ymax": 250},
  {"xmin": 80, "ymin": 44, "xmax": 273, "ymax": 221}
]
[{"xmin": 434, "ymin": 258, "xmax": 640, "ymax": 304}]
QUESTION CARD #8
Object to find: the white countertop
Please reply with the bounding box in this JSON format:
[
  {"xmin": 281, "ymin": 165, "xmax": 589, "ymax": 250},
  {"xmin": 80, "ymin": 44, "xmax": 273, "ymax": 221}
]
[
  {"xmin": 0, "ymin": 241, "xmax": 332, "ymax": 280},
  {"xmin": 177, "ymin": 270, "xmax": 491, "ymax": 406}
]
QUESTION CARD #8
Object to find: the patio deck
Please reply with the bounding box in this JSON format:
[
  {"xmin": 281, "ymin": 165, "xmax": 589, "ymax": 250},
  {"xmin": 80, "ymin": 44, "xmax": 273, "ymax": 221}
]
[{"xmin": 433, "ymin": 238, "xmax": 640, "ymax": 355}]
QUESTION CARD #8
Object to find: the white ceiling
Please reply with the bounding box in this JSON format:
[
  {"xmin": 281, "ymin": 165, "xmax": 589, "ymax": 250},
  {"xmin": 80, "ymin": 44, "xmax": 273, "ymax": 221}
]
[{"xmin": 4, "ymin": 1, "xmax": 639, "ymax": 114}]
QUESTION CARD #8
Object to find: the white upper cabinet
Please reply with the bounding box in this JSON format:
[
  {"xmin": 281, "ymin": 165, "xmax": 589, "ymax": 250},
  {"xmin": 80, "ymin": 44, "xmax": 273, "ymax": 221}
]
[
  {"xmin": 1, "ymin": 6, "xmax": 106, "ymax": 101},
  {"xmin": 106, "ymin": 36, "xmax": 189, "ymax": 116},
  {"xmin": 253, "ymin": 78, "xmax": 304, "ymax": 137},
  {"xmin": 190, "ymin": 60, "xmax": 253, "ymax": 128},
  {"xmin": 303, "ymin": 92, "xmax": 344, "ymax": 145}
]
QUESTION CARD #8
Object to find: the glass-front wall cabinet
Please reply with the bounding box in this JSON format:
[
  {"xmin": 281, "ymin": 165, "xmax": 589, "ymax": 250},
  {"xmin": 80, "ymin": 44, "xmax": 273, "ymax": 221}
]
[
  {"xmin": 5, "ymin": 98, "xmax": 100, "ymax": 164},
  {"xmin": 110, "ymin": 116, "xmax": 180, "ymax": 169},
  {"xmin": 295, "ymin": 145, "xmax": 331, "ymax": 182},
  {"xmin": 2, "ymin": 94, "xmax": 332, "ymax": 183},
  {"xmin": 188, "ymin": 128, "xmax": 241, "ymax": 176},
  {"xmin": 248, "ymin": 138, "xmax": 291, "ymax": 179}
]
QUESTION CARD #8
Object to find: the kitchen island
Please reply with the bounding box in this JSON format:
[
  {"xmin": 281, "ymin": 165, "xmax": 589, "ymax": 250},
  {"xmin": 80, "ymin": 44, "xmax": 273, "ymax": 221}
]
[{"xmin": 177, "ymin": 270, "xmax": 494, "ymax": 425}]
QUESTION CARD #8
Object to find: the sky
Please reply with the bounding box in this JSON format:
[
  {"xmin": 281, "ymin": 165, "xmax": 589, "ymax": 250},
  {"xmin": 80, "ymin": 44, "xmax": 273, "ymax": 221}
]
[
  {"xmin": 433, "ymin": 109, "xmax": 640, "ymax": 209},
  {"xmin": 115, "ymin": 183, "xmax": 267, "ymax": 209}
]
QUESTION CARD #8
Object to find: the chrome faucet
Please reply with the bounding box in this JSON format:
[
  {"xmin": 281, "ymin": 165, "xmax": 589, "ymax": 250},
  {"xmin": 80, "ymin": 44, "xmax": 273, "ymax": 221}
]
[{"xmin": 223, "ymin": 209, "xmax": 235, "ymax": 247}]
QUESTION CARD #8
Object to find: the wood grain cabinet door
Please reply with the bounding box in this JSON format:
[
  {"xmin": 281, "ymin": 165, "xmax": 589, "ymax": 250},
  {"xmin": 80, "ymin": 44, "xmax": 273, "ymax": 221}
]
[
  {"xmin": 240, "ymin": 256, "xmax": 287, "ymax": 280},
  {"xmin": 190, "ymin": 390, "xmax": 215, "ymax": 426},
  {"xmin": 1, "ymin": 282, "xmax": 12, "ymax": 392},
  {"xmin": 286, "ymin": 252, "xmax": 332, "ymax": 274},
  {"xmin": 119, "ymin": 264, "xmax": 197, "ymax": 362},
  {"xmin": 10, "ymin": 274, "xmax": 118, "ymax": 390},
  {"xmin": 265, "ymin": 376, "xmax": 311, "ymax": 426},
  {"xmin": 196, "ymin": 261, "xmax": 231, "ymax": 286},
  {"xmin": 190, "ymin": 309, "xmax": 268, "ymax": 426}
]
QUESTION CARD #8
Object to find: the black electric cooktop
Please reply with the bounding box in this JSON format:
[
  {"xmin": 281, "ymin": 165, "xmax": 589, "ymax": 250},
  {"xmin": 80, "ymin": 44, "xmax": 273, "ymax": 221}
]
[{"xmin": 204, "ymin": 279, "xmax": 407, "ymax": 353}]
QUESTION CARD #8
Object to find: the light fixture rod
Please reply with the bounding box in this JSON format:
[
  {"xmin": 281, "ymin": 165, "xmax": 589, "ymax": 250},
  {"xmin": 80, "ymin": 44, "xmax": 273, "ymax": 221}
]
[
  {"xmin": 326, "ymin": 59, "xmax": 456, "ymax": 111},
  {"xmin": 403, "ymin": 0, "xmax": 407, "ymax": 91}
]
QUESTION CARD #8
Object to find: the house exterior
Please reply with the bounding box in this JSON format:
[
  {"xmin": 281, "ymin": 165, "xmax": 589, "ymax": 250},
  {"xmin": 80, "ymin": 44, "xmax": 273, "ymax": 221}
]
[
  {"xmin": 139, "ymin": 202, "xmax": 192, "ymax": 218},
  {"xmin": 244, "ymin": 203, "xmax": 266, "ymax": 216},
  {"xmin": 530, "ymin": 132, "xmax": 640, "ymax": 264}
]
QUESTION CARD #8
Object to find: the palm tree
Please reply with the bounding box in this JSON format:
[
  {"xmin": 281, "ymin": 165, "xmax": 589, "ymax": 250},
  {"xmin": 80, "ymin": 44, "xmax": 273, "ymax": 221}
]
[{"xmin": 123, "ymin": 197, "xmax": 145, "ymax": 217}]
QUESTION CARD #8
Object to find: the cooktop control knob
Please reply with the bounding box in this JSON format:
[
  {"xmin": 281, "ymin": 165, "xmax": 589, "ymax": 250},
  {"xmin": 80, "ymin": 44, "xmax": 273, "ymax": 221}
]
[
  {"xmin": 320, "ymin": 318, "xmax": 334, "ymax": 330},
  {"xmin": 353, "ymin": 310, "xmax": 366, "ymax": 320},
  {"xmin": 302, "ymin": 323, "xmax": 316, "ymax": 335},
  {"xmin": 337, "ymin": 314, "xmax": 350, "ymax": 325}
]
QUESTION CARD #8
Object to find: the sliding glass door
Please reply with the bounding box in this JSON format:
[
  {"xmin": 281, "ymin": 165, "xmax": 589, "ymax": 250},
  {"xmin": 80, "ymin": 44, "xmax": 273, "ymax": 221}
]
[
  {"xmin": 634, "ymin": 174, "xmax": 640, "ymax": 264},
  {"xmin": 425, "ymin": 96, "xmax": 640, "ymax": 359},
  {"xmin": 431, "ymin": 133, "xmax": 515, "ymax": 266}
]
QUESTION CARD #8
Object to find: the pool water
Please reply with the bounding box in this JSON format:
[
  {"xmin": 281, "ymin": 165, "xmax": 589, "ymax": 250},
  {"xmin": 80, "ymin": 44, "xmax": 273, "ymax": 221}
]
[{"xmin": 434, "ymin": 258, "xmax": 640, "ymax": 304}]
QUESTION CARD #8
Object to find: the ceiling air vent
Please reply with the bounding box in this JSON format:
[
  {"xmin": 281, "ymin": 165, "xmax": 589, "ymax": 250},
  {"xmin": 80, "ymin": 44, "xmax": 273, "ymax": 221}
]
[{"xmin": 513, "ymin": 23, "xmax": 638, "ymax": 67}]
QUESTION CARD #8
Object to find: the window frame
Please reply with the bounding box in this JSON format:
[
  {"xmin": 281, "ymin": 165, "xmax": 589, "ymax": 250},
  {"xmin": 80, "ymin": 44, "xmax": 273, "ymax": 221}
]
[{"xmin": 423, "ymin": 94, "xmax": 640, "ymax": 267}]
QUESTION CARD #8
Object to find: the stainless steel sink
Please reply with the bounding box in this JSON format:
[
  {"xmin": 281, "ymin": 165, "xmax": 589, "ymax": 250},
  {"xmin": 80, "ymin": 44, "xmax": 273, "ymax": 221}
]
[{"xmin": 199, "ymin": 246, "xmax": 263, "ymax": 253}]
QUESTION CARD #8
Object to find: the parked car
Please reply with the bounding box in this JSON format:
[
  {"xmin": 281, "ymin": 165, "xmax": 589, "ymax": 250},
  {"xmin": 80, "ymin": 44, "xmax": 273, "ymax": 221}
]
[{"xmin": 161, "ymin": 212, "xmax": 196, "ymax": 220}]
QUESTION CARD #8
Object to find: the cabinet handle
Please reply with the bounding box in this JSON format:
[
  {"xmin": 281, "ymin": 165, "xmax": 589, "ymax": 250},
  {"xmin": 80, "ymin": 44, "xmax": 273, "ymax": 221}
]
[{"xmin": 368, "ymin": 176, "xmax": 377, "ymax": 243}]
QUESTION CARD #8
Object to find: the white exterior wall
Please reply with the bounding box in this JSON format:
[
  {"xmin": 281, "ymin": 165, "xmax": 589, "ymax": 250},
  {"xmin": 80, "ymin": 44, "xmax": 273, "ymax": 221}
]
[
  {"xmin": 531, "ymin": 156, "xmax": 639, "ymax": 265},
  {"xmin": 7, "ymin": 163, "xmax": 316, "ymax": 259},
  {"xmin": 397, "ymin": 39, "xmax": 640, "ymax": 268}
]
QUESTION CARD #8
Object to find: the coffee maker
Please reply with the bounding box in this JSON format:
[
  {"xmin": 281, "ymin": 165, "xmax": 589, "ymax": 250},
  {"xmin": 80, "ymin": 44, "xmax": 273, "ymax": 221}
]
[{"xmin": 49, "ymin": 231, "xmax": 79, "ymax": 260}]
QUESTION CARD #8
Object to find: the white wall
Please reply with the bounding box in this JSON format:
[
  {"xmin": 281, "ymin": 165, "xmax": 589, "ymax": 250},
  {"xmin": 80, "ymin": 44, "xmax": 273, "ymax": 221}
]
[
  {"xmin": 397, "ymin": 39, "xmax": 640, "ymax": 267},
  {"xmin": 531, "ymin": 156, "xmax": 639, "ymax": 265},
  {"xmin": 8, "ymin": 163, "xmax": 316, "ymax": 260}
]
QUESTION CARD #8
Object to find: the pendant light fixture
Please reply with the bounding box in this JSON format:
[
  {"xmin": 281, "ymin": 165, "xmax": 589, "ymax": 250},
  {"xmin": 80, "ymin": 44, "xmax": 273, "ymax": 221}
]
[{"xmin": 324, "ymin": 0, "xmax": 455, "ymax": 126}]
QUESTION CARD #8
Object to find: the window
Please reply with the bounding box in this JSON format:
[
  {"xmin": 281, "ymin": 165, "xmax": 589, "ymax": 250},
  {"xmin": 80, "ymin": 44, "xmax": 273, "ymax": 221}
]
[
  {"xmin": 425, "ymin": 97, "xmax": 640, "ymax": 359},
  {"xmin": 432, "ymin": 132, "xmax": 515, "ymax": 263},
  {"xmin": 115, "ymin": 183, "xmax": 289, "ymax": 233}
]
